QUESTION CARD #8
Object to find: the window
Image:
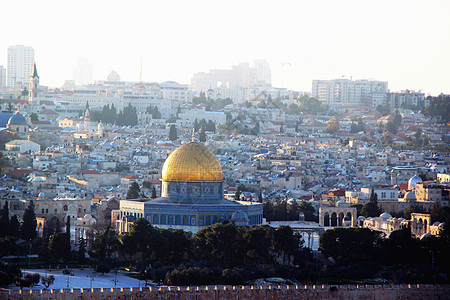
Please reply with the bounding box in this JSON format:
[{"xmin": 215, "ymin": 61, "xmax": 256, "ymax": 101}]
[
  {"xmin": 381, "ymin": 192, "xmax": 386, "ymax": 198},
  {"xmin": 63, "ymin": 205, "xmax": 68, "ymax": 211},
  {"xmin": 42, "ymin": 209, "xmax": 44, "ymax": 213}
]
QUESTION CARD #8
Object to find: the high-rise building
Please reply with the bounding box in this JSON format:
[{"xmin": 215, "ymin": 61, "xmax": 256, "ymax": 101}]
[
  {"xmin": 312, "ymin": 79, "xmax": 388, "ymax": 108},
  {"xmin": 191, "ymin": 60, "xmax": 272, "ymax": 91},
  {"xmin": 0, "ymin": 66, "xmax": 6, "ymax": 88},
  {"xmin": 252, "ymin": 59, "xmax": 271, "ymax": 86},
  {"xmin": 73, "ymin": 57, "xmax": 93, "ymax": 86},
  {"xmin": 7, "ymin": 45, "xmax": 35, "ymax": 88}
]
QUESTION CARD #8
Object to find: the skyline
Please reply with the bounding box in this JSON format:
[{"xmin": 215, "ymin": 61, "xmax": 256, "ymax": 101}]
[{"xmin": 0, "ymin": 0, "xmax": 449, "ymax": 95}]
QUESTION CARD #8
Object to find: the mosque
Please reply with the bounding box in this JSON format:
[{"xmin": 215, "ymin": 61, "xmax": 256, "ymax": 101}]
[{"xmin": 115, "ymin": 138, "xmax": 264, "ymax": 233}]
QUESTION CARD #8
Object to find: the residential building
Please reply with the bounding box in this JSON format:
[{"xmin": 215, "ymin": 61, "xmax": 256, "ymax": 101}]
[
  {"xmin": 312, "ymin": 78, "xmax": 388, "ymax": 108},
  {"xmin": 0, "ymin": 65, "xmax": 6, "ymax": 88},
  {"xmin": 7, "ymin": 45, "xmax": 35, "ymax": 88}
]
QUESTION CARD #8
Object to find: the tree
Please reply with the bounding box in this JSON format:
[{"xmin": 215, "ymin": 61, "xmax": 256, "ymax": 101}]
[
  {"xmin": 169, "ymin": 125, "xmax": 177, "ymax": 141},
  {"xmin": 361, "ymin": 190, "xmax": 382, "ymax": 217},
  {"xmin": 66, "ymin": 215, "xmax": 71, "ymax": 236},
  {"xmin": 41, "ymin": 275, "xmax": 55, "ymax": 289},
  {"xmin": 21, "ymin": 87, "xmax": 29, "ymax": 97},
  {"xmin": 251, "ymin": 122, "xmax": 260, "ymax": 135},
  {"xmin": 9, "ymin": 215, "xmax": 20, "ymax": 238},
  {"xmin": 126, "ymin": 182, "xmax": 141, "ymax": 199},
  {"xmin": 20, "ymin": 201, "xmax": 37, "ymax": 241},
  {"xmin": 0, "ymin": 201, "xmax": 9, "ymax": 238},
  {"xmin": 48, "ymin": 232, "xmax": 71, "ymax": 263},
  {"xmin": 77, "ymin": 237, "xmax": 87, "ymax": 264},
  {"xmin": 30, "ymin": 113, "xmax": 39, "ymax": 121},
  {"xmin": 326, "ymin": 118, "xmax": 340, "ymax": 134},
  {"xmin": 146, "ymin": 105, "xmax": 161, "ymax": 119},
  {"xmin": 199, "ymin": 122, "xmax": 206, "ymax": 142}
]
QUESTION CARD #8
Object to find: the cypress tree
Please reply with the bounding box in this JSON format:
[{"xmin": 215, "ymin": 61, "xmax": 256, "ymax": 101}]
[
  {"xmin": 0, "ymin": 201, "xmax": 9, "ymax": 237},
  {"xmin": 9, "ymin": 215, "xmax": 20, "ymax": 238},
  {"xmin": 20, "ymin": 200, "xmax": 37, "ymax": 241},
  {"xmin": 169, "ymin": 125, "xmax": 177, "ymax": 141},
  {"xmin": 199, "ymin": 122, "xmax": 206, "ymax": 142}
]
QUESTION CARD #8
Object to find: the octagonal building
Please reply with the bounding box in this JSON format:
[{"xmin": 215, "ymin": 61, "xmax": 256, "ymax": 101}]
[{"xmin": 116, "ymin": 141, "xmax": 263, "ymax": 233}]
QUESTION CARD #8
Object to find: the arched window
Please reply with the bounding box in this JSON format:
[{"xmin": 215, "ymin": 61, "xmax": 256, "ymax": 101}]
[
  {"xmin": 63, "ymin": 205, "xmax": 68, "ymax": 211},
  {"xmin": 331, "ymin": 212, "xmax": 337, "ymax": 227},
  {"xmin": 323, "ymin": 212, "xmax": 330, "ymax": 227}
]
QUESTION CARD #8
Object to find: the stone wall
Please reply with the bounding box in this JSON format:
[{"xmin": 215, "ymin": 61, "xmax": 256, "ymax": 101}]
[{"xmin": 1, "ymin": 284, "xmax": 448, "ymax": 300}]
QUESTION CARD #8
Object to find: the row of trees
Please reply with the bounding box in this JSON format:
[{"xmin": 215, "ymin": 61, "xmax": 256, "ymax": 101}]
[
  {"xmin": 320, "ymin": 226, "xmax": 450, "ymax": 283},
  {"xmin": 91, "ymin": 103, "xmax": 138, "ymax": 126},
  {"xmin": 263, "ymin": 200, "xmax": 316, "ymax": 222}
]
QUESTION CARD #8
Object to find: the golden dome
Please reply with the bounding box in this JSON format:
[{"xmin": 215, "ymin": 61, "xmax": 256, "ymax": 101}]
[{"xmin": 161, "ymin": 142, "xmax": 223, "ymax": 182}]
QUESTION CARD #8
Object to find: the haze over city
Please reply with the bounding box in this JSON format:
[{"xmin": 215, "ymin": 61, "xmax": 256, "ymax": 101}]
[{"xmin": 0, "ymin": 0, "xmax": 449, "ymax": 94}]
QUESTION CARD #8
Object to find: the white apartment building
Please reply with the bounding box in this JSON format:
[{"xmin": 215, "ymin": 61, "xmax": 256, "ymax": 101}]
[
  {"xmin": 388, "ymin": 90, "xmax": 425, "ymax": 110},
  {"xmin": 0, "ymin": 66, "xmax": 6, "ymax": 88},
  {"xmin": 7, "ymin": 45, "xmax": 35, "ymax": 88},
  {"xmin": 312, "ymin": 79, "xmax": 388, "ymax": 108},
  {"xmin": 160, "ymin": 81, "xmax": 192, "ymax": 103}
]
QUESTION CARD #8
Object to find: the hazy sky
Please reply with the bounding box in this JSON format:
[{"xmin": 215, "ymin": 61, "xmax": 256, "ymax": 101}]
[{"xmin": 1, "ymin": 0, "xmax": 449, "ymax": 95}]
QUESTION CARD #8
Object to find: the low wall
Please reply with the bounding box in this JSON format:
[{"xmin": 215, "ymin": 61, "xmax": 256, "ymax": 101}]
[{"xmin": 1, "ymin": 284, "xmax": 448, "ymax": 300}]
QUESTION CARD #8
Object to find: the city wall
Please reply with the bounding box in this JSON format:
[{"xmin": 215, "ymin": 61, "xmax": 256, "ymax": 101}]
[{"xmin": 1, "ymin": 284, "xmax": 448, "ymax": 300}]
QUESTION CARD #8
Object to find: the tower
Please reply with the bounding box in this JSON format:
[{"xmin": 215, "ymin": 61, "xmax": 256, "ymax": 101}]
[
  {"xmin": 84, "ymin": 108, "xmax": 91, "ymax": 131},
  {"xmin": 7, "ymin": 45, "xmax": 35, "ymax": 88},
  {"xmin": 29, "ymin": 63, "xmax": 40, "ymax": 107}
]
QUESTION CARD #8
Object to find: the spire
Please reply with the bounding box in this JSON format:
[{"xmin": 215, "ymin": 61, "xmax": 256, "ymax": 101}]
[
  {"xmin": 192, "ymin": 128, "xmax": 195, "ymax": 142},
  {"xmin": 32, "ymin": 63, "xmax": 38, "ymax": 78}
]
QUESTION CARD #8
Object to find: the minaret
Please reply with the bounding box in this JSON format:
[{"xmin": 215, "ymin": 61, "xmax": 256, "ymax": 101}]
[
  {"xmin": 29, "ymin": 63, "xmax": 40, "ymax": 108},
  {"xmin": 84, "ymin": 107, "xmax": 91, "ymax": 131}
]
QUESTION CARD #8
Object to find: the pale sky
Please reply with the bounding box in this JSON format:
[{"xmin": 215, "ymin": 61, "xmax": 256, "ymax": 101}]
[{"xmin": 1, "ymin": 0, "xmax": 449, "ymax": 95}]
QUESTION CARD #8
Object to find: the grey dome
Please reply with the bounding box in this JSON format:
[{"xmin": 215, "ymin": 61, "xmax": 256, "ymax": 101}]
[
  {"xmin": 408, "ymin": 175, "xmax": 422, "ymax": 190},
  {"xmin": 8, "ymin": 112, "xmax": 27, "ymax": 125}
]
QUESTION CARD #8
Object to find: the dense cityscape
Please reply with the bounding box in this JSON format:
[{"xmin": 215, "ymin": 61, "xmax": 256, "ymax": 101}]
[{"xmin": 0, "ymin": 2, "xmax": 450, "ymax": 298}]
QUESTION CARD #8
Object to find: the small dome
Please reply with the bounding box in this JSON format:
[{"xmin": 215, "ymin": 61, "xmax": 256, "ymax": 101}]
[
  {"xmin": 7, "ymin": 112, "xmax": 28, "ymax": 125},
  {"xmin": 161, "ymin": 142, "xmax": 223, "ymax": 182},
  {"xmin": 404, "ymin": 191, "xmax": 416, "ymax": 201},
  {"xmin": 380, "ymin": 212, "xmax": 392, "ymax": 219},
  {"xmin": 358, "ymin": 216, "xmax": 366, "ymax": 220},
  {"xmin": 38, "ymin": 192, "xmax": 45, "ymax": 198},
  {"xmin": 408, "ymin": 175, "xmax": 422, "ymax": 190},
  {"xmin": 343, "ymin": 216, "xmax": 351, "ymax": 221},
  {"xmin": 432, "ymin": 222, "xmax": 441, "ymax": 226}
]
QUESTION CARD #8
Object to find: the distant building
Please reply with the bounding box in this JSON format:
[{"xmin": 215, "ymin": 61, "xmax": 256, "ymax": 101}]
[
  {"xmin": 107, "ymin": 70, "xmax": 120, "ymax": 82},
  {"xmin": 160, "ymin": 81, "xmax": 192, "ymax": 103},
  {"xmin": 5, "ymin": 139, "xmax": 40, "ymax": 157},
  {"xmin": 7, "ymin": 45, "xmax": 35, "ymax": 88},
  {"xmin": 312, "ymin": 78, "xmax": 388, "ymax": 108},
  {"xmin": 191, "ymin": 60, "xmax": 272, "ymax": 91},
  {"xmin": 0, "ymin": 65, "xmax": 6, "ymax": 88},
  {"xmin": 73, "ymin": 57, "xmax": 93, "ymax": 86}
]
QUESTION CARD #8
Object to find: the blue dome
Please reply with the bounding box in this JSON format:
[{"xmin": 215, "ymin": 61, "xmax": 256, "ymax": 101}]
[
  {"xmin": 0, "ymin": 112, "xmax": 14, "ymax": 127},
  {"xmin": 7, "ymin": 112, "xmax": 28, "ymax": 126}
]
